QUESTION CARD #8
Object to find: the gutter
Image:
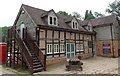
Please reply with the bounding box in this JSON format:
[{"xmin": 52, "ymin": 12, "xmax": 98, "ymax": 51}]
[{"xmin": 110, "ymin": 23, "xmax": 115, "ymax": 57}]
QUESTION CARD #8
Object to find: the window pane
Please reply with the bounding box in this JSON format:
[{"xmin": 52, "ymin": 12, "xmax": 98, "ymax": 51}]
[
  {"xmin": 76, "ymin": 44, "xmax": 79, "ymax": 51},
  {"xmin": 80, "ymin": 44, "xmax": 84, "ymax": 51},
  {"xmin": 75, "ymin": 23, "xmax": 78, "ymax": 29},
  {"xmin": 67, "ymin": 44, "xmax": 70, "ymax": 52},
  {"xmin": 54, "ymin": 17, "xmax": 56, "ymax": 25},
  {"xmin": 71, "ymin": 53, "xmax": 74, "ymax": 58},
  {"xmin": 49, "ymin": 17, "xmax": 52, "ymax": 24},
  {"xmin": 73, "ymin": 22, "xmax": 75, "ymax": 28},
  {"xmin": 67, "ymin": 54, "xmax": 70, "ymax": 59},
  {"xmin": 71, "ymin": 44, "xmax": 74, "ymax": 52}
]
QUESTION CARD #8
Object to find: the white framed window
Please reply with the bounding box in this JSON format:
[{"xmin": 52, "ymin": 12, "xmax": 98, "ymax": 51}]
[
  {"xmin": 47, "ymin": 44, "xmax": 52, "ymax": 54},
  {"xmin": 72, "ymin": 21, "xmax": 78, "ymax": 29},
  {"xmin": 48, "ymin": 16, "xmax": 58, "ymax": 26},
  {"xmin": 87, "ymin": 25, "xmax": 93, "ymax": 31},
  {"xmin": 80, "ymin": 44, "xmax": 84, "ymax": 51},
  {"xmin": 54, "ymin": 44, "xmax": 59, "ymax": 53},
  {"xmin": 60, "ymin": 44, "xmax": 65, "ymax": 53},
  {"xmin": 76, "ymin": 44, "xmax": 84, "ymax": 52}
]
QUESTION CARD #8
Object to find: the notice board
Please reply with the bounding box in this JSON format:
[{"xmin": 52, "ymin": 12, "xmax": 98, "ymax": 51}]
[{"xmin": 102, "ymin": 42, "xmax": 111, "ymax": 53}]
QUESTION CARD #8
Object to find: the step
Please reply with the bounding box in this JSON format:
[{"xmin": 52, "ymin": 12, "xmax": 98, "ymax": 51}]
[
  {"xmin": 33, "ymin": 67, "xmax": 44, "ymax": 72},
  {"xmin": 33, "ymin": 59, "xmax": 40, "ymax": 62},
  {"xmin": 33, "ymin": 64, "xmax": 42, "ymax": 68},
  {"xmin": 32, "ymin": 55, "xmax": 37, "ymax": 57},
  {"xmin": 33, "ymin": 62, "xmax": 41, "ymax": 65}
]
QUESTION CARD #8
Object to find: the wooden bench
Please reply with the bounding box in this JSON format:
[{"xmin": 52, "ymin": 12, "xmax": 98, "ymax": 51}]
[{"xmin": 66, "ymin": 58, "xmax": 83, "ymax": 71}]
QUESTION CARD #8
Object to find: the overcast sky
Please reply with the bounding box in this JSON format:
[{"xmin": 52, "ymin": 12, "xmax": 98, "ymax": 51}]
[{"xmin": 0, "ymin": 0, "xmax": 114, "ymax": 27}]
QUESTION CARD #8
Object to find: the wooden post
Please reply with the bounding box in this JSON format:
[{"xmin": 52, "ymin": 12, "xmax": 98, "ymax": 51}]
[
  {"xmin": 58, "ymin": 31, "xmax": 60, "ymax": 57},
  {"xmin": 91, "ymin": 35, "xmax": 94, "ymax": 56},
  {"xmin": 17, "ymin": 47, "xmax": 19, "ymax": 65},
  {"xmin": 21, "ymin": 51, "xmax": 23, "ymax": 68},
  {"xmin": 13, "ymin": 40, "xmax": 16, "ymax": 68},
  {"xmin": 79, "ymin": 33, "xmax": 80, "ymax": 54},
  {"xmin": 39, "ymin": 28, "xmax": 41, "ymax": 49},
  {"xmin": 52, "ymin": 30, "xmax": 54, "ymax": 57},
  {"xmin": 83, "ymin": 34, "xmax": 85, "ymax": 54},
  {"xmin": 64, "ymin": 31, "xmax": 66, "ymax": 56},
  {"xmin": 44, "ymin": 29, "xmax": 47, "ymax": 71},
  {"xmin": 74, "ymin": 33, "xmax": 76, "ymax": 55},
  {"xmin": 9, "ymin": 39, "xmax": 12, "ymax": 67}
]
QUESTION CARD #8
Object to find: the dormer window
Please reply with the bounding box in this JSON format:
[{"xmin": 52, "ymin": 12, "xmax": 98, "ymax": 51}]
[
  {"xmin": 72, "ymin": 21, "xmax": 78, "ymax": 29},
  {"xmin": 87, "ymin": 25, "xmax": 93, "ymax": 31},
  {"xmin": 48, "ymin": 16, "xmax": 57, "ymax": 26}
]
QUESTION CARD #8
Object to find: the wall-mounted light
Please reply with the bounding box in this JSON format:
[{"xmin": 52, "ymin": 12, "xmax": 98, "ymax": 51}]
[{"xmin": 22, "ymin": 10, "xmax": 25, "ymax": 14}]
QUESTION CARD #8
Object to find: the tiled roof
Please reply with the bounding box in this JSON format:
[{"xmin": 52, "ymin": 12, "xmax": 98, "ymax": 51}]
[
  {"xmin": 22, "ymin": 4, "xmax": 86, "ymax": 32},
  {"xmin": 22, "ymin": 4, "xmax": 118, "ymax": 31},
  {"xmin": 81, "ymin": 14, "xmax": 117, "ymax": 27}
]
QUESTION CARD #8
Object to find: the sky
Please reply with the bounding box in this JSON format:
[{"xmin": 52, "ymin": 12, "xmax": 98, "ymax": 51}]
[{"xmin": 0, "ymin": 0, "xmax": 114, "ymax": 27}]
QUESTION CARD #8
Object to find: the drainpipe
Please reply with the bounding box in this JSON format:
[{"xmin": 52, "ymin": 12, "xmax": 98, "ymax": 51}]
[{"xmin": 110, "ymin": 23, "xmax": 115, "ymax": 57}]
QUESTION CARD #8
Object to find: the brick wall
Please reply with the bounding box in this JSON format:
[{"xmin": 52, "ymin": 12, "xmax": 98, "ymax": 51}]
[
  {"xmin": 46, "ymin": 58, "xmax": 66, "ymax": 66},
  {"xmin": 96, "ymin": 40, "xmax": 119, "ymax": 57},
  {"xmin": 46, "ymin": 53, "xmax": 93, "ymax": 66}
]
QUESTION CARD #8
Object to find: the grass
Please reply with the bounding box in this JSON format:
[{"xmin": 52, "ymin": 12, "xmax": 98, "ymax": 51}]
[
  {"xmin": 17, "ymin": 68, "xmax": 26, "ymax": 72},
  {"xmin": 17, "ymin": 68, "xmax": 32, "ymax": 75}
]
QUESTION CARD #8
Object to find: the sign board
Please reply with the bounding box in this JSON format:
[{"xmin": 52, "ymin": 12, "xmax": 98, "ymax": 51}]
[{"xmin": 102, "ymin": 42, "xmax": 111, "ymax": 53}]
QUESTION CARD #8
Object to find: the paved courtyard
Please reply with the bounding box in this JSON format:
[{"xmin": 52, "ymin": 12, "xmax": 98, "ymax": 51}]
[
  {"xmin": 0, "ymin": 65, "xmax": 16, "ymax": 75},
  {"xmin": 34, "ymin": 56, "xmax": 119, "ymax": 74},
  {"xmin": 0, "ymin": 56, "xmax": 119, "ymax": 75}
]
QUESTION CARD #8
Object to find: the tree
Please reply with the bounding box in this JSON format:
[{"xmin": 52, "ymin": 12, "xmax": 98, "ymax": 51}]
[
  {"xmin": 72, "ymin": 12, "xmax": 82, "ymax": 20},
  {"xmin": 57, "ymin": 11, "xmax": 82, "ymax": 20},
  {"xmin": 0, "ymin": 26, "xmax": 11, "ymax": 42},
  {"xmin": 94, "ymin": 12, "xmax": 105, "ymax": 18},
  {"xmin": 106, "ymin": 0, "xmax": 120, "ymax": 16},
  {"xmin": 84, "ymin": 10, "xmax": 95, "ymax": 20},
  {"xmin": 57, "ymin": 11, "xmax": 72, "ymax": 17}
]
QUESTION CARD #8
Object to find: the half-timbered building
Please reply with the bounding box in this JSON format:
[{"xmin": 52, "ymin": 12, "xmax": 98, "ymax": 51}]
[{"xmin": 6, "ymin": 4, "xmax": 120, "ymax": 73}]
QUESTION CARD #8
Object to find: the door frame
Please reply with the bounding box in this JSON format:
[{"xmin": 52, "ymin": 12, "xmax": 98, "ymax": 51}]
[
  {"xmin": 20, "ymin": 24, "xmax": 25, "ymax": 38},
  {"xmin": 66, "ymin": 43, "xmax": 75, "ymax": 60}
]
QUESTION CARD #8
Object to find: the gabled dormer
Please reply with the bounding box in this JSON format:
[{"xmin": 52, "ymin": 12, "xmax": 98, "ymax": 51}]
[
  {"xmin": 87, "ymin": 21, "xmax": 93, "ymax": 31},
  {"xmin": 65, "ymin": 17, "xmax": 79, "ymax": 29},
  {"xmin": 71, "ymin": 17, "xmax": 79, "ymax": 29},
  {"xmin": 47, "ymin": 9, "xmax": 58, "ymax": 26}
]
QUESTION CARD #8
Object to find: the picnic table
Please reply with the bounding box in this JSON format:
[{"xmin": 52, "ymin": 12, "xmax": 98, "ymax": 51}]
[{"xmin": 66, "ymin": 57, "xmax": 83, "ymax": 71}]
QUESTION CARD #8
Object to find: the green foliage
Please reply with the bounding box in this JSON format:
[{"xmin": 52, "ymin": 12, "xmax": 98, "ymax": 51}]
[
  {"xmin": 84, "ymin": 10, "xmax": 95, "ymax": 20},
  {"xmin": 0, "ymin": 26, "xmax": 11, "ymax": 42},
  {"xmin": 84, "ymin": 10, "xmax": 105, "ymax": 20},
  {"xmin": 57, "ymin": 11, "xmax": 72, "ymax": 17},
  {"xmin": 72, "ymin": 12, "xmax": 82, "ymax": 20},
  {"xmin": 94, "ymin": 12, "xmax": 105, "ymax": 18},
  {"xmin": 106, "ymin": 0, "xmax": 120, "ymax": 16},
  {"xmin": 57, "ymin": 11, "xmax": 82, "ymax": 20}
]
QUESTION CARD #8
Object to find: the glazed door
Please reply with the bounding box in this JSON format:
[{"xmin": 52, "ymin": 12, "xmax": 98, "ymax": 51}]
[
  {"xmin": 66, "ymin": 43, "xmax": 75, "ymax": 59},
  {"xmin": 20, "ymin": 24, "xmax": 25, "ymax": 38}
]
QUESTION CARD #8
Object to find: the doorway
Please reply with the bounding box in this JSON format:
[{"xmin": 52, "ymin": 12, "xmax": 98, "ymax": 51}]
[
  {"xmin": 20, "ymin": 24, "xmax": 25, "ymax": 38},
  {"xmin": 66, "ymin": 43, "xmax": 75, "ymax": 60}
]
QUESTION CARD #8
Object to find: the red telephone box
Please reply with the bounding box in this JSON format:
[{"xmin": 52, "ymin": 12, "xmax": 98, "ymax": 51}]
[{"xmin": 0, "ymin": 43, "xmax": 7, "ymax": 64}]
